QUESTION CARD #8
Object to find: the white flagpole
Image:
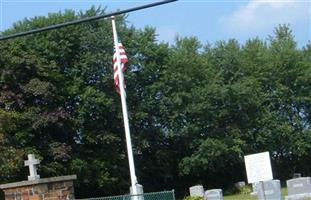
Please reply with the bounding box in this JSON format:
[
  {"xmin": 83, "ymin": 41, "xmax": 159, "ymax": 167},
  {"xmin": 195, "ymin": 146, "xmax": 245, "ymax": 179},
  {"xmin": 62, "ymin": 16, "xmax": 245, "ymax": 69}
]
[{"xmin": 111, "ymin": 16, "xmax": 139, "ymax": 196}]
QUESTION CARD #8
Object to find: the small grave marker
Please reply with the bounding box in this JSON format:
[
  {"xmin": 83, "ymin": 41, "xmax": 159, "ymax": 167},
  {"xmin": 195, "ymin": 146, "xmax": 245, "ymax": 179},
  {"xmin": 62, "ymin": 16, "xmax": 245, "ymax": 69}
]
[
  {"xmin": 257, "ymin": 180, "xmax": 281, "ymax": 200},
  {"xmin": 234, "ymin": 181, "xmax": 246, "ymax": 191},
  {"xmin": 189, "ymin": 185, "xmax": 204, "ymax": 197},
  {"xmin": 204, "ymin": 189, "xmax": 223, "ymax": 200}
]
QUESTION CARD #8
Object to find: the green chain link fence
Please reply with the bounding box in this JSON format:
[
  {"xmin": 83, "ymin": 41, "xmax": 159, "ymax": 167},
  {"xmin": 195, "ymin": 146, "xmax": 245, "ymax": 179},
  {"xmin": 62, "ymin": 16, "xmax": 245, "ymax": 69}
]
[{"xmin": 76, "ymin": 190, "xmax": 175, "ymax": 200}]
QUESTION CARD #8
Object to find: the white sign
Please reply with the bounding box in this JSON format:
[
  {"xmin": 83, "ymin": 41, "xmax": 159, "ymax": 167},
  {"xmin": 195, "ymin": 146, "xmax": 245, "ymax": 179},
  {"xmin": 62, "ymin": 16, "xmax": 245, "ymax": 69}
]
[{"xmin": 244, "ymin": 151, "xmax": 273, "ymax": 183}]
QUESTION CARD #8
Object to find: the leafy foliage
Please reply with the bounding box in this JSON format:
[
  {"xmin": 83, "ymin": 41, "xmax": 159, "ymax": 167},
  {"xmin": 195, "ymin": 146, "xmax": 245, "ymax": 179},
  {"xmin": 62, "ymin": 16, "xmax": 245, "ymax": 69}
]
[
  {"xmin": 183, "ymin": 196, "xmax": 203, "ymax": 200},
  {"xmin": 238, "ymin": 185, "xmax": 252, "ymax": 195}
]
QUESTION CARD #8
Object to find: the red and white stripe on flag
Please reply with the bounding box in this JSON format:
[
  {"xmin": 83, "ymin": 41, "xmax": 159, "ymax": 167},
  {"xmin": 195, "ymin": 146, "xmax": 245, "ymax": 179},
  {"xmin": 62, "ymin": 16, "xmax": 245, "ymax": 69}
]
[{"xmin": 113, "ymin": 42, "xmax": 128, "ymax": 94}]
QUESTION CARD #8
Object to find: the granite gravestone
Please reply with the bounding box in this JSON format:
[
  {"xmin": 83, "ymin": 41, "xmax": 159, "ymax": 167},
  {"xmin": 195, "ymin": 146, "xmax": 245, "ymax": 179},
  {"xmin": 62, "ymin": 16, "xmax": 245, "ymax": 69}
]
[
  {"xmin": 293, "ymin": 173, "xmax": 302, "ymax": 178},
  {"xmin": 251, "ymin": 182, "xmax": 260, "ymax": 195},
  {"xmin": 285, "ymin": 177, "xmax": 311, "ymax": 200},
  {"xmin": 287, "ymin": 177, "xmax": 311, "ymax": 195},
  {"xmin": 234, "ymin": 181, "xmax": 246, "ymax": 191},
  {"xmin": 204, "ymin": 189, "xmax": 223, "ymax": 200},
  {"xmin": 189, "ymin": 185, "xmax": 204, "ymax": 197},
  {"xmin": 244, "ymin": 152, "xmax": 273, "ymax": 184},
  {"xmin": 257, "ymin": 180, "xmax": 281, "ymax": 200}
]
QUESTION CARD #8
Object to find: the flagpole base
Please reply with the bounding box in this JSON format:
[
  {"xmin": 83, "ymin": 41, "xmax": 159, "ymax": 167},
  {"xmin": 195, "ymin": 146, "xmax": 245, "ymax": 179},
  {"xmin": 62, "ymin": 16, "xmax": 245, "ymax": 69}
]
[{"xmin": 130, "ymin": 184, "xmax": 144, "ymax": 200}]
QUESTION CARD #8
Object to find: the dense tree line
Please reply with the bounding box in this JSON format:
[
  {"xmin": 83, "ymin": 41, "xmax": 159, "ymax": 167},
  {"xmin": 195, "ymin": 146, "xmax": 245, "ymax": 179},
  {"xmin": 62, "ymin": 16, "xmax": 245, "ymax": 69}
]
[{"xmin": 0, "ymin": 8, "xmax": 310, "ymax": 198}]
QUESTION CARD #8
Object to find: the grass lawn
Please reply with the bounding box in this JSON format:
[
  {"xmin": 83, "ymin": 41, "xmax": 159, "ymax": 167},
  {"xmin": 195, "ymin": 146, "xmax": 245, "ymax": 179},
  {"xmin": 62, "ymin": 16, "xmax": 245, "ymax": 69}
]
[{"xmin": 223, "ymin": 187, "xmax": 288, "ymax": 200}]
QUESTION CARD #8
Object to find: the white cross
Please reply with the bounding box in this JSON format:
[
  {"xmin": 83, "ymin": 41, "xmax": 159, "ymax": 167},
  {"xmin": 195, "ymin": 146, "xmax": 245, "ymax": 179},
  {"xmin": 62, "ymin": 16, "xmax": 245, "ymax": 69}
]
[{"xmin": 24, "ymin": 154, "xmax": 40, "ymax": 181}]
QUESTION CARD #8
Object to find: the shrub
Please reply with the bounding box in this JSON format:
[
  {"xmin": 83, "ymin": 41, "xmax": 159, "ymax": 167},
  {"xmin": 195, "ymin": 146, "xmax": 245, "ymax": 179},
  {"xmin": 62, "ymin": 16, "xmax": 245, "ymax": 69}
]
[
  {"xmin": 239, "ymin": 185, "xmax": 252, "ymax": 195},
  {"xmin": 183, "ymin": 196, "xmax": 203, "ymax": 200}
]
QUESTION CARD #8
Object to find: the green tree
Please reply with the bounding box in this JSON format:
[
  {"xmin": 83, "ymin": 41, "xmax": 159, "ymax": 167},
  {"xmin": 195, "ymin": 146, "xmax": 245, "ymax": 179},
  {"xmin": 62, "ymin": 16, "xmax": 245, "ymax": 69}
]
[{"xmin": 1, "ymin": 8, "xmax": 310, "ymax": 198}]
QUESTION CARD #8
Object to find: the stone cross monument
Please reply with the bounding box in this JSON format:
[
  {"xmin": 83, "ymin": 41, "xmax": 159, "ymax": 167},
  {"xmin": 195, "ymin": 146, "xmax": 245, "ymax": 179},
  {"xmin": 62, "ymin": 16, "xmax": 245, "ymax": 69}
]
[
  {"xmin": 24, "ymin": 154, "xmax": 40, "ymax": 181},
  {"xmin": 0, "ymin": 154, "xmax": 77, "ymax": 200}
]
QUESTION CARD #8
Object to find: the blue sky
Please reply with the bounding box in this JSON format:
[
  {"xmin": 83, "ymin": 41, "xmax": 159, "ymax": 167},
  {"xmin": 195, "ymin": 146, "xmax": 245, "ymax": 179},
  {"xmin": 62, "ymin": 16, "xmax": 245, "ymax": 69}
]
[{"xmin": 0, "ymin": 0, "xmax": 310, "ymax": 47}]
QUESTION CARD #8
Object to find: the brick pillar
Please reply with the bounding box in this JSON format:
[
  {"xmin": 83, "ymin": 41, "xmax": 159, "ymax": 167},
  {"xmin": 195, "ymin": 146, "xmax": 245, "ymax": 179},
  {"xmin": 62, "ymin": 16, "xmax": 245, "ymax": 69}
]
[{"xmin": 0, "ymin": 175, "xmax": 77, "ymax": 200}]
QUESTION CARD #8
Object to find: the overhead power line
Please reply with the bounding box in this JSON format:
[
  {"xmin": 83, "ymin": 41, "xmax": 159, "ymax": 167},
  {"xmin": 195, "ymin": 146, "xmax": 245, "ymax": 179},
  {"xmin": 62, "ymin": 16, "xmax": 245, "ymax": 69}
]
[{"xmin": 0, "ymin": 0, "xmax": 177, "ymax": 41}]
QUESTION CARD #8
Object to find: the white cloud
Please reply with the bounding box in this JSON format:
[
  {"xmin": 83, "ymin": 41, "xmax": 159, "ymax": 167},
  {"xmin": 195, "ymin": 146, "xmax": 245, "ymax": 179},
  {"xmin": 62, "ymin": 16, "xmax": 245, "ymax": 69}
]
[{"xmin": 220, "ymin": 0, "xmax": 310, "ymax": 34}]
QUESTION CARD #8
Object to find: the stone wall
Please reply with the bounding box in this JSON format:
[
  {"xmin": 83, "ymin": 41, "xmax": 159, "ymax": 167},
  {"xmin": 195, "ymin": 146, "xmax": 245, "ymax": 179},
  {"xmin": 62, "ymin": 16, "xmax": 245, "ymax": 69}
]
[{"xmin": 0, "ymin": 175, "xmax": 76, "ymax": 200}]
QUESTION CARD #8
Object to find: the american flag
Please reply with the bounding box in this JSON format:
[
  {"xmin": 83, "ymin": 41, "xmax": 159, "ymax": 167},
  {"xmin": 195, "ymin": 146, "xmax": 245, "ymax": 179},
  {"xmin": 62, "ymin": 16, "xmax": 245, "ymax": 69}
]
[{"xmin": 113, "ymin": 42, "xmax": 128, "ymax": 94}]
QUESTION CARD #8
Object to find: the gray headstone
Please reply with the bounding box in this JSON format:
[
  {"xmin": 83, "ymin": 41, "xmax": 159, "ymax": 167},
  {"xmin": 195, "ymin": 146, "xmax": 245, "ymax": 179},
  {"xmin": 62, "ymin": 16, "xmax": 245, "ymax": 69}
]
[
  {"xmin": 189, "ymin": 185, "xmax": 204, "ymax": 197},
  {"xmin": 234, "ymin": 181, "xmax": 246, "ymax": 190},
  {"xmin": 204, "ymin": 189, "xmax": 223, "ymax": 200},
  {"xmin": 293, "ymin": 173, "xmax": 302, "ymax": 178},
  {"xmin": 285, "ymin": 193, "xmax": 311, "ymax": 200},
  {"xmin": 251, "ymin": 182, "xmax": 260, "ymax": 195},
  {"xmin": 287, "ymin": 177, "xmax": 311, "ymax": 196},
  {"xmin": 256, "ymin": 180, "xmax": 282, "ymax": 200}
]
